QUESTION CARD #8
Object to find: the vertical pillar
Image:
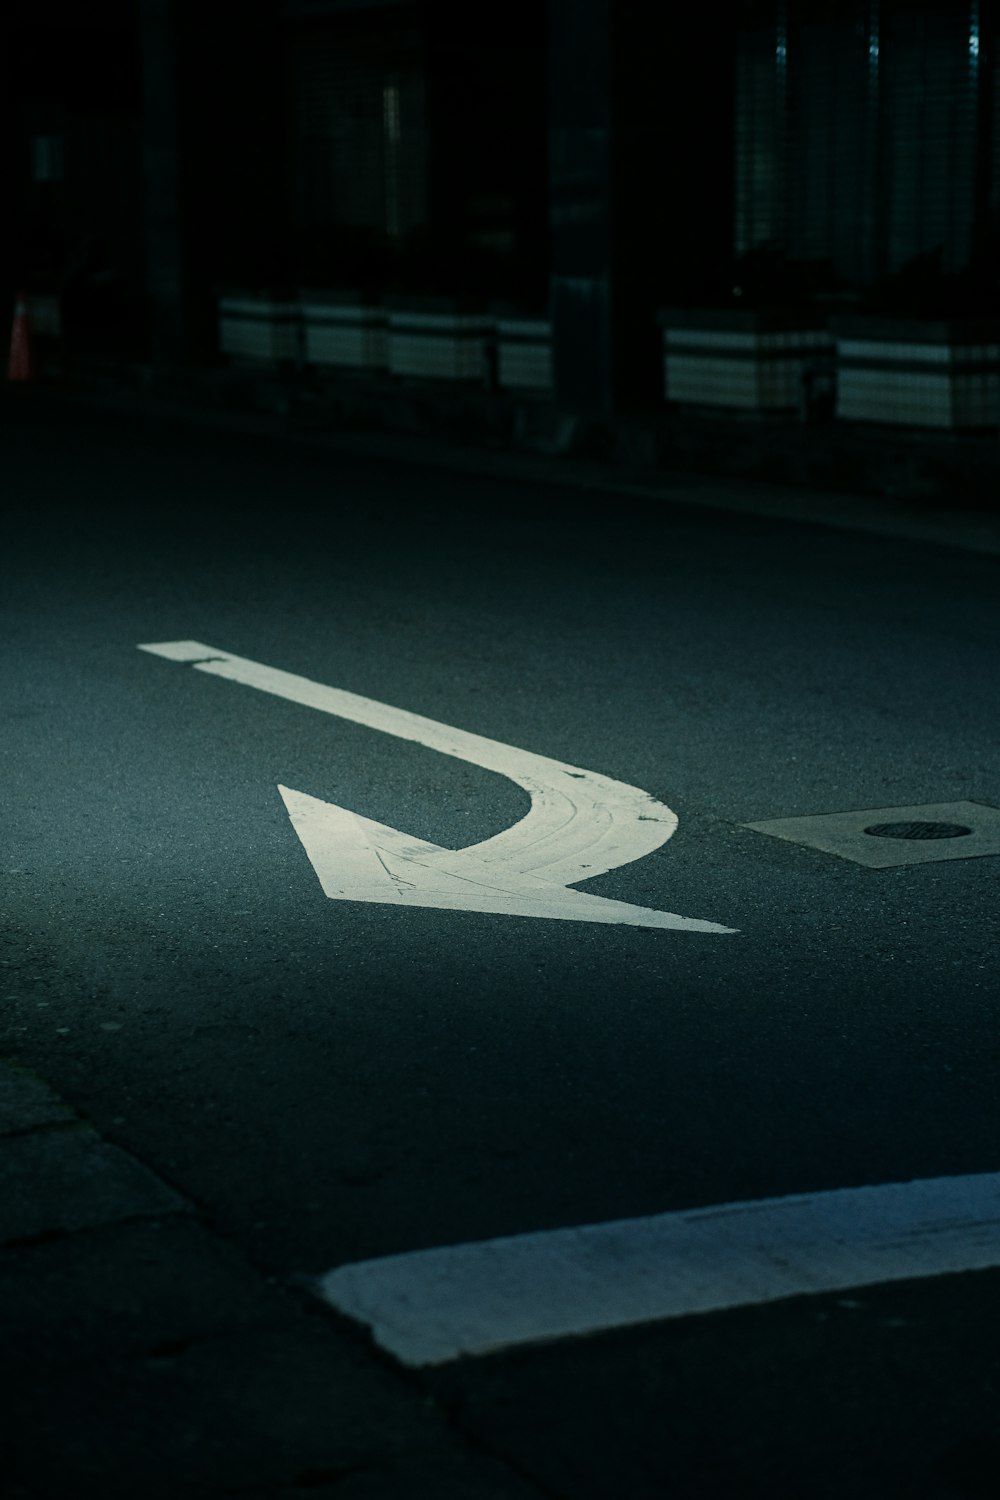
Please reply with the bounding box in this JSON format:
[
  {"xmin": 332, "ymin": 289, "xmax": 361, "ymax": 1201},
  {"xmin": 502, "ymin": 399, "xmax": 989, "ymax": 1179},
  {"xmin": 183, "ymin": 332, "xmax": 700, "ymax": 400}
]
[
  {"xmin": 548, "ymin": 1, "xmax": 737, "ymax": 414},
  {"xmin": 971, "ymin": 0, "xmax": 995, "ymax": 273},
  {"xmin": 0, "ymin": 16, "xmax": 15, "ymax": 313},
  {"xmin": 547, "ymin": 0, "xmax": 614, "ymax": 413},
  {"xmin": 140, "ymin": 0, "xmax": 191, "ymax": 364}
]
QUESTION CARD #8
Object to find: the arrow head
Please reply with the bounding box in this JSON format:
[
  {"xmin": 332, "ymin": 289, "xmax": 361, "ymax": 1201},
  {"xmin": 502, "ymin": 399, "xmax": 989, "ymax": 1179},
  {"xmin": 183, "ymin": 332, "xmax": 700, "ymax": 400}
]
[{"xmin": 277, "ymin": 786, "xmax": 736, "ymax": 933}]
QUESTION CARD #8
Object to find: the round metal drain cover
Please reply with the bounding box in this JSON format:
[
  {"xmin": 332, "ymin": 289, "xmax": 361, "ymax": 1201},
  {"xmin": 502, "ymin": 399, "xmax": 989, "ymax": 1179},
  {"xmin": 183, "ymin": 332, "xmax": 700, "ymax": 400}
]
[{"xmin": 863, "ymin": 821, "xmax": 972, "ymax": 841}]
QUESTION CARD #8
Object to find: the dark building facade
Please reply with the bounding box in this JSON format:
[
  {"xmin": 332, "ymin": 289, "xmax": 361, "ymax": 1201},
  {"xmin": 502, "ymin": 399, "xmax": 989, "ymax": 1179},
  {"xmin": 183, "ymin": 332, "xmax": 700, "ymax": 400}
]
[
  {"xmin": 3, "ymin": 0, "xmax": 145, "ymax": 355},
  {"xmin": 283, "ymin": 1, "xmax": 547, "ymax": 302},
  {"xmin": 5, "ymin": 0, "xmax": 997, "ymax": 409},
  {"xmin": 735, "ymin": 0, "xmax": 1000, "ymax": 308}
]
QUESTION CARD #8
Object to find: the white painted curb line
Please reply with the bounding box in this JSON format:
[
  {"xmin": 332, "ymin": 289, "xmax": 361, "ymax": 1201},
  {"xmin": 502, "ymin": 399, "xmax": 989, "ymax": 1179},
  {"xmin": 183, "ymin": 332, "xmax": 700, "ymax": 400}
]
[{"xmin": 317, "ymin": 1172, "xmax": 1000, "ymax": 1365}]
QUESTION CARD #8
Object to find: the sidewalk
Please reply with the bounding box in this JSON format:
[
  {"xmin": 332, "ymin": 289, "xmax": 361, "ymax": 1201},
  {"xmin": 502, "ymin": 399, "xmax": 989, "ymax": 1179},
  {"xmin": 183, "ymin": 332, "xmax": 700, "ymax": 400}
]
[
  {"xmin": 24, "ymin": 351, "xmax": 1000, "ymax": 559},
  {"xmin": 0, "ymin": 1056, "xmax": 549, "ymax": 1498}
]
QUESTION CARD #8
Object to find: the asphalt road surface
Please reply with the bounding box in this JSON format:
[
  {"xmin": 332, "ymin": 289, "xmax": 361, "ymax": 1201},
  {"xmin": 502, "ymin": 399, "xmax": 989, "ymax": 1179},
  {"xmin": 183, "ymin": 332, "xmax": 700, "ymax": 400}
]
[{"xmin": 2, "ymin": 393, "xmax": 999, "ymax": 1498}]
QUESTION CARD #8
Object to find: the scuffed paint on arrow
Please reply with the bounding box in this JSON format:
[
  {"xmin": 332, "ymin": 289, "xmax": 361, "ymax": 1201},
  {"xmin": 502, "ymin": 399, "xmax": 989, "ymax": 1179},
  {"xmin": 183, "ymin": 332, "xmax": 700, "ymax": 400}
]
[{"xmin": 138, "ymin": 640, "xmax": 737, "ymax": 934}]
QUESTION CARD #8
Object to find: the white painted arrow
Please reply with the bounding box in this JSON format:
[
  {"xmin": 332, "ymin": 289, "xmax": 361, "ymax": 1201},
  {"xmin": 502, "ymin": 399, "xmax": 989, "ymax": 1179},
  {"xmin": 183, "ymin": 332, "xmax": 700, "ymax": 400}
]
[{"xmin": 138, "ymin": 640, "xmax": 736, "ymax": 934}]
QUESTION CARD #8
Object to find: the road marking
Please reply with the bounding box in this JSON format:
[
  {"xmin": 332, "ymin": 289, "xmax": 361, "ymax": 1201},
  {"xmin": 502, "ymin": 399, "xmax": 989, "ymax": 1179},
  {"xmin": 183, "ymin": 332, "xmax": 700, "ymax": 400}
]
[
  {"xmin": 316, "ymin": 1171, "xmax": 1000, "ymax": 1365},
  {"xmin": 138, "ymin": 640, "xmax": 735, "ymax": 933}
]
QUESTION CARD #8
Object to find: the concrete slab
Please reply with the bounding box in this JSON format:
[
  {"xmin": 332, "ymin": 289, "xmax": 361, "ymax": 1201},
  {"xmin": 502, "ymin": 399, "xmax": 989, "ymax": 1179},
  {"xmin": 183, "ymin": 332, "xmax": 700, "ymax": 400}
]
[
  {"xmin": 0, "ymin": 1127, "xmax": 186, "ymax": 1245},
  {"xmin": 1, "ymin": 1323, "xmax": 456, "ymax": 1499},
  {"xmin": 0, "ymin": 1217, "xmax": 290, "ymax": 1372},
  {"xmin": 233, "ymin": 1450, "xmax": 549, "ymax": 1498},
  {"xmin": 0, "ymin": 1060, "xmax": 75, "ymax": 1134},
  {"xmin": 743, "ymin": 800, "xmax": 1000, "ymax": 869}
]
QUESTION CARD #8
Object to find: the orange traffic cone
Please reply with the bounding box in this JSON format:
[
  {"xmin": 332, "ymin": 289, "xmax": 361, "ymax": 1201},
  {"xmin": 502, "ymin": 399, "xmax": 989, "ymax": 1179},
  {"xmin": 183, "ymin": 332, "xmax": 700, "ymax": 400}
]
[{"xmin": 7, "ymin": 291, "xmax": 36, "ymax": 382}]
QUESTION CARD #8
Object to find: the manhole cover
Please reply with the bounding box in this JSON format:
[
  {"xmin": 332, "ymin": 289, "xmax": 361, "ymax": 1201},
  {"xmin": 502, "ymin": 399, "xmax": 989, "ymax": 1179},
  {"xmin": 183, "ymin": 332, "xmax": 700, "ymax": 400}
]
[
  {"xmin": 743, "ymin": 801, "xmax": 1000, "ymax": 867},
  {"xmin": 863, "ymin": 821, "xmax": 972, "ymax": 840}
]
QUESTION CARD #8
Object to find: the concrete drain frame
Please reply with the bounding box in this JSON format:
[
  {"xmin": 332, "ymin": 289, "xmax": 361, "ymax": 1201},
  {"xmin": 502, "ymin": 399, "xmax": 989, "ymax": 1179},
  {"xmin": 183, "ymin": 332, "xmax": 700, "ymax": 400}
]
[{"xmin": 743, "ymin": 800, "xmax": 1000, "ymax": 869}]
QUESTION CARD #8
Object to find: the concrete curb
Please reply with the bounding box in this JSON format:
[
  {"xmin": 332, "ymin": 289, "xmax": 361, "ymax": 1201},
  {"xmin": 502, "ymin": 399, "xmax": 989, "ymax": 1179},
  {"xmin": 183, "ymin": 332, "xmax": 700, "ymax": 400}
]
[{"xmin": 17, "ymin": 360, "xmax": 1000, "ymax": 560}]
